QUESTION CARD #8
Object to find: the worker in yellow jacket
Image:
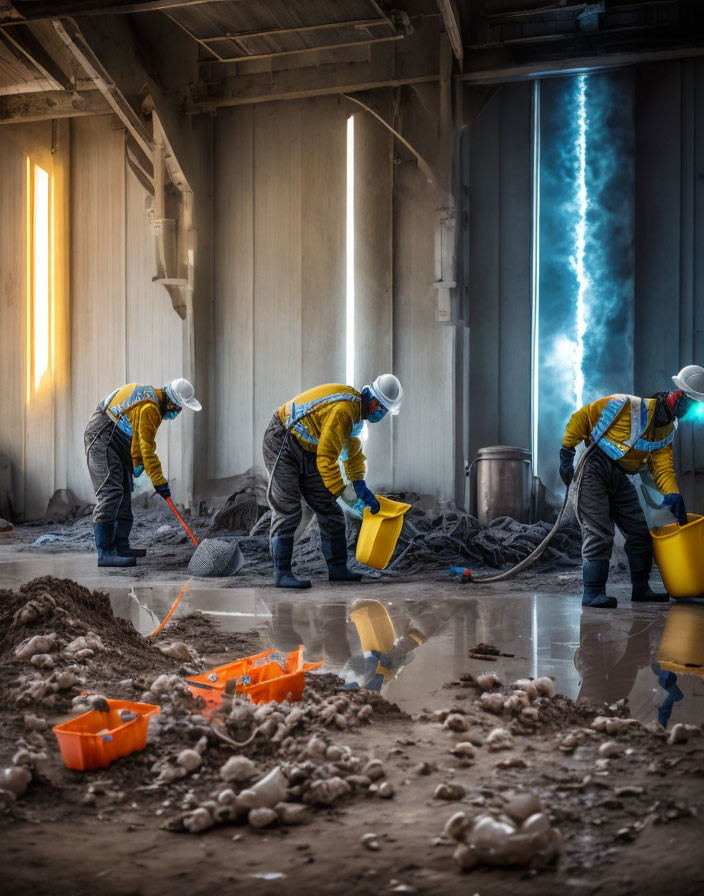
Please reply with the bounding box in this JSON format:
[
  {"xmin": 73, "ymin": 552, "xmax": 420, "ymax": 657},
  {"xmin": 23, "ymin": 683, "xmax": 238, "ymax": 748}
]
[
  {"xmin": 560, "ymin": 365, "xmax": 704, "ymax": 608},
  {"xmin": 262, "ymin": 375, "xmax": 403, "ymax": 588},
  {"xmin": 84, "ymin": 379, "xmax": 201, "ymax": 567}
]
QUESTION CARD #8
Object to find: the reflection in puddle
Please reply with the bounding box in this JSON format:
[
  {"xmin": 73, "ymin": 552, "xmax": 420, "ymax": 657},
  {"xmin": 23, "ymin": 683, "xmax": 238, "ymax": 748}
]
[
  {"xmin": 111, "ymin": 581, "xmax": 704, "ymax": 731},
  {"xmin": 2, "ymin": 544, "xmax": 701, "ymax": 731}
]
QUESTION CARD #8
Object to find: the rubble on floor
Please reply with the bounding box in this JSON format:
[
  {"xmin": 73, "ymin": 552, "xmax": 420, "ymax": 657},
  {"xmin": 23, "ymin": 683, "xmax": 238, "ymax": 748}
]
[
  {"xmin": 1, "ymin": 575, "xmax": 703, "ymax": 888},
  {"xmin": 6, "ymin": 478, "xmax": 582, "ymax": 581}
]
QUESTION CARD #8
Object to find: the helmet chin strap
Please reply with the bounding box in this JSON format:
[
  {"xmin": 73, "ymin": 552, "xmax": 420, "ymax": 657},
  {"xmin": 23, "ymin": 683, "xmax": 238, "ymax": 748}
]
[{"xmin": 666, "ymin": 389, "xmax": 682, "ymax": 413}]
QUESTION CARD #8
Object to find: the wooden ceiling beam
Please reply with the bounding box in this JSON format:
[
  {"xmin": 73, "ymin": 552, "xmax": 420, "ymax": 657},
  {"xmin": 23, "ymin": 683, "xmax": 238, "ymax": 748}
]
[
  {"xmin": 53, "ymin": 16, "xmax": 154, "ymax": 157},
  {"xmin": 0, "ymin": 23, "xmax": 73, "ymax": 88},
  {"xmin": 0, "ymin": 87, "xmax": 109, "ymax": 121},
  {"xmin": 195, "ymin": 15, "xmax": 443, "ymax": 109},
  {"xmin": 435, "ymin": 0, "xmax": 463, "ymax": 68},
  {"xmin": 0, "ymin": 1, "xmax": 228, "ymax": 25}
]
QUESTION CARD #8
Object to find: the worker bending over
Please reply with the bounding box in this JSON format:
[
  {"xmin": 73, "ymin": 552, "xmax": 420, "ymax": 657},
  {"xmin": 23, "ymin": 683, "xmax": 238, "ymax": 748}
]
[
  {"xmin": 84, "ymin": 379, "xmax": 202, "ymax": 568},
  {"xmin": 560, "ymin": 365, "xmax": 704, "ymax": 608},
  {"xmin": 263, "ymin": 375, "xmax": 403, "ymax": 589}
]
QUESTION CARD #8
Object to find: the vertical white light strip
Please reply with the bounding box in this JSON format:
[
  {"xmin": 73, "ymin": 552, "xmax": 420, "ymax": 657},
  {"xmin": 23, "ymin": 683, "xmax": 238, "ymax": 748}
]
[
  {"xmin": 530, "ymin": 79, "xmax": 541, "ymax": 477},
  {"xmin": 572, "ymin": 74, "xmax": 589, "ymax": 409},
  {"xmin": 346, "ymin": 114, "xmax": 355, "ymax": 386},
  {"xmin": 532, "ymin": 596, "xmax": 538, "ymax": 679},
  {"xmin": 33, "ymin": 164, "xmax": 50, "ymax": 390}
]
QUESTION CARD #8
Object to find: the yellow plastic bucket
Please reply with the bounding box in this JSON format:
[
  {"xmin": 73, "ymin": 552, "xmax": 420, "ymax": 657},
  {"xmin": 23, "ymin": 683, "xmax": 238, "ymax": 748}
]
[
  {"xmin": 355, "ymin": 496, "xmax": 411, "ymax": 570},
  {"xmin": 651, "ymin": 513, "xmax": 704, "ymax": 598},
  {"xmin": 656, "ymin": 603, "xmax": 704, "ymax": 677},
  {"xmin": 349, "ymin": 600, "xmax": 397, "ymax": 654}
]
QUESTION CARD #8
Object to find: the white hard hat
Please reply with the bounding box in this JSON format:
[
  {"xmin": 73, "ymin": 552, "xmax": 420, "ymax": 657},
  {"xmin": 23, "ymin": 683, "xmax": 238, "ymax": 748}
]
[
  {"xmin": 368, "ymin": 374, "xmax": 403, "ymax": 415},
  {"xmin": 165, "ymin": 378, "xmax": 202, "ymax": 411},
  {"xmin": 672, "ymin": 365, "xmax": 704, "ymax": 402}
]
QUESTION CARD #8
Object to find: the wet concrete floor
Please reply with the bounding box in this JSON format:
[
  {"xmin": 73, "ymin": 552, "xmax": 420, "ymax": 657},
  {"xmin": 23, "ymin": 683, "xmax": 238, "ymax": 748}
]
[{"xmin": 1, "ymin": 546, "xmax": 703, "ymax": 730}]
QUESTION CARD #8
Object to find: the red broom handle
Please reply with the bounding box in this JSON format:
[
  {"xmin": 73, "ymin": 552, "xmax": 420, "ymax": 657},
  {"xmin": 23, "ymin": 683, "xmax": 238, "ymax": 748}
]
[{"xmin": 166, "ymin": 497, "xmax": 199, "ymax": 547}]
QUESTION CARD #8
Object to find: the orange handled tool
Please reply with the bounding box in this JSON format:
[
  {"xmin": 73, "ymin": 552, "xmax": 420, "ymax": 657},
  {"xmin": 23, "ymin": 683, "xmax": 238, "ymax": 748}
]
[{"xmin": 166, "ymin": 497, "xmax": 199, "ymax": 548}]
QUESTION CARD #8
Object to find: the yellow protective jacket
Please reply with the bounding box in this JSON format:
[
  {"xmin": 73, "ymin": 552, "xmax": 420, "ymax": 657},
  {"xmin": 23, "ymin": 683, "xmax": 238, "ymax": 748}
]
[
  {"xmin": 277, "ymin": 383, "xmax": 366, "ymax": 496},
  {"xmin": 562, "ymin": 395, "xmax": 678, "ymax": 495},
  {"xmin": 103, "ymin": 383, "xmax": 167, "ymax": 487}
]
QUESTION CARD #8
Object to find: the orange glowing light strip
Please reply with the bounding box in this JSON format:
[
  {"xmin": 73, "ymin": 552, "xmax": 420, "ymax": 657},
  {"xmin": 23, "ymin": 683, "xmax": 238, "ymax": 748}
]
[
  {"xmin": 25, "ymin": 157, "xmax": 31, "ymax": 405},
  {"xmin": 50, "ymin": 172, "xmax": 55, "ymax": 376}
]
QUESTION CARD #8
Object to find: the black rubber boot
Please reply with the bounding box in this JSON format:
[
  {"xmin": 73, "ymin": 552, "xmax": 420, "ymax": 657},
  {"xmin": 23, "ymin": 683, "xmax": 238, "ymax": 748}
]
[
  {"xmin": 582, "ymin": 559, "xmax": 617, "ymax": 608},
  {"xmin": 115, "ymin": 520, "xmax": 147, "ymax": 558},
  {"xmin": 321, "ymin": 532, "xmax": 362, "ymax": 582},
  {"xmin": 629, "ymin": 551, "xmax": 670, "ymax": 603},
  {"xmin": 271, "ymin": 536, "xmax": 311, "ymax": 589},
  {"xmin": 94, "ymin": 523, "xmax": 136, "ymax": 568}
]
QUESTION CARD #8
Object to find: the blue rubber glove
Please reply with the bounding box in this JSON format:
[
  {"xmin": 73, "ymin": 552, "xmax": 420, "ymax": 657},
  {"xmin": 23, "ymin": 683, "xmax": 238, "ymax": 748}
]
[
  {"xmin": 662, "ymin": 492, "xmax": 687, "ymax": 526},
  {"xmin": 559, "ymin": 447, "xmax": 576, "ymax": 486},
  {"xmin": 155, "ymin": 482, "xmax": 171, "ymax": 500},
  {"xmin": 353, "ymin": 480, "xmax": 381, "ymax": 514},
  {"xmin": 133, "ymin": 464, "xmax": 144, "ymax": 479}
]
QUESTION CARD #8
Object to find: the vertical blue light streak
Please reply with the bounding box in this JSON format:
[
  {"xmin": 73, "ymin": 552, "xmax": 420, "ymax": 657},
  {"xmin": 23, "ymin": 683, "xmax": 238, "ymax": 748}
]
[
  {"xmin": 571, "ymin": 74, "xmax": 589, "ymax": 409},
  {"xmin": 535, "ymin": 71, "xmax": 635, "ymax": 501},
  {"xmin": 530, "ymin": 80, "xmax": 541, "ymax": 475}
]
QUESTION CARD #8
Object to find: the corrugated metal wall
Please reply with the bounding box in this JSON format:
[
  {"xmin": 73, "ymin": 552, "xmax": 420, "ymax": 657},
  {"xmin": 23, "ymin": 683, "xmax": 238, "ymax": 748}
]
[
  {"xmin": 634, "ymin": 59, "xmax": 704, "ymax": 511},
  {"xmin": 462, "ymin": 64, "xmax": 703, "ymax": 511},
  {"xmin": 465, "ymin": 83, "xmax": 534, "ymax": 469}
]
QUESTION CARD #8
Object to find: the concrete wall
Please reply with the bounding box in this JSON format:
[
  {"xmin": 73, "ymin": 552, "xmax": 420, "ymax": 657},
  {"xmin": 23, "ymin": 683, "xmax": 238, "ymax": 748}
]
[
  {"xmin": 392, "ymin": 161, "xmax": 457, "ymax": 498},
  {"xmin": 209, "ymin": 97, "xmax": 348, "ymax": 482},
  {"xmin": 208, "ymin": 96, "xmax": 455, "ymax": 501},
  {"xmin": 0, "ymin": 121, "xmax": 68, "ymax": 520},
  {"xmin": 465, "ymin": 83, "xmax": 534, "ymax": 468},
  {"xmin": 0, "ymin": 115, "xmax": 187, "ymax": 519},
  {"xmin": 67, "ymin": 116, "xmax": 186, "ymax": 507},
  {"xmin": 0, "ymin": 125, "xmax": 31, "ymax": 517},
  {"xmin": 634, "ymin": 59, "xmax": 704, "ymax": 510},
  {"xmin": 1, "ymin": 97, "xmax": 457, "ymax": 518}
]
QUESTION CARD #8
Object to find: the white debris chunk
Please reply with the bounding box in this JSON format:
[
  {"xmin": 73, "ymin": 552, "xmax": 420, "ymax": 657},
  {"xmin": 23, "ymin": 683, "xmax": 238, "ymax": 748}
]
[
  {"xmin": 598, "ymin": 741, "xmax": 625, "ymax": 758},
  {"xmin": 183, "ymin": 808, "xmax": 213, "ymax": 833},
  {"xmin": 532, "ymin": 676, "xmax": 556, "ymax": 697},
  {"xmin": 220, "ymin": 755, "xmax": 257, "ymax": 783},
  {"xmin": 503, "ymin": 792, "xmax": 542, "ymax": 823},
  {"xmin": 476, "ymin": 673, "xmax": 502, "ymax": 691},
  {"xmin": 0, "ymin": 766, "xmax": 32, "ymax": 798},
  {"xmin": 176, "ymin": 749, "xmax": 202, "ymax": 772},
  {"xmin": 15, "ymin": 634, "xmax": 57, "ymax": 660},
  {"xmin": 248, "ymin": 807, "xmax": 278, "ymax": 829},
  {"xmin": 485, "ymin": 728, "xmax": 514, "ymax": 751},
  {"xmin": 237, "ymin": 767, "xmax": 288, "ymax": 809}
]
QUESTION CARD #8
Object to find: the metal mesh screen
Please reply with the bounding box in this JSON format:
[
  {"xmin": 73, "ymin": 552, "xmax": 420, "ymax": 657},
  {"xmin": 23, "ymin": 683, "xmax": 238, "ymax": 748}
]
[{"xmin": 187, "ymin": 538, "xmax": 245, "ymax": 577}]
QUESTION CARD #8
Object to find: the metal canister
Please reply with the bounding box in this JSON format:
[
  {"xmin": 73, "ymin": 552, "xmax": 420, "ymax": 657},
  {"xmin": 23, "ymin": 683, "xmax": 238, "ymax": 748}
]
[{"xmin": 475, "ymin": 446, "xmax": 533, "ymax": 525}]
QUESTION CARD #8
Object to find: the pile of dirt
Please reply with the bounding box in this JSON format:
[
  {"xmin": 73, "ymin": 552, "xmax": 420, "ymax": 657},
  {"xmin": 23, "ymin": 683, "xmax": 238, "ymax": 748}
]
[
  {"xmin": 0, "ymin": 577, "xmax": 178, "ymax": 710},
  {"xmin": 1, "ymin": 576, "xmax": 157, "ymax": 657}
]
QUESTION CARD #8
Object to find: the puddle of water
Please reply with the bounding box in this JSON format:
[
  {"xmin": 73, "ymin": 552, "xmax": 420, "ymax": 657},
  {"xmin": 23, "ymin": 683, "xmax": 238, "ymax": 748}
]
[
  {"xmin": 2, "ymin": 547, "xmax": 702, "ymax": 730},
  {"xmin": 122, "ymin": 582, "xmax": 704, "ymax": 731}
]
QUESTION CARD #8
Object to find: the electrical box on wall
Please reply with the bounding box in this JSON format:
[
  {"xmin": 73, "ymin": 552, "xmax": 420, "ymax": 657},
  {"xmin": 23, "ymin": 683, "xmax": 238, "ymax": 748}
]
[{"xmin": 434, "ymin": 205, "xmax": 456, "ymax": 323}]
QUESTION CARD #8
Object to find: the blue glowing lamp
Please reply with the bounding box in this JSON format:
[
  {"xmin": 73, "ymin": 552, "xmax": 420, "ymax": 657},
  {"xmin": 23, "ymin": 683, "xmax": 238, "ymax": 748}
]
[{"xmin": 684, "ymin": 401, "xmax": 704, "ymax": 424}]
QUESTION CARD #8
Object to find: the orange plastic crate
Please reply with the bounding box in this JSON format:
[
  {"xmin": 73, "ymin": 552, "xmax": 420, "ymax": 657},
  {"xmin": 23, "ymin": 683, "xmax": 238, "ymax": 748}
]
[
  {"xmin": 186, "ymin": 646, "xmax": 322, "ymax": 709},
  {"xmin": 52, "ymin": 699, "xmax": 160, "ymax": 771}
]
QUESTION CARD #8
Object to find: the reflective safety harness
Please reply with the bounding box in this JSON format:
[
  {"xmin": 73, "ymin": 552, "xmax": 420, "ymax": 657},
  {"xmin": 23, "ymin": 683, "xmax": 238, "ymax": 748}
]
[
  {"xmin": 282, "ymin": 391, "xmax": 361, "ymax": 447},
  {"xmin": 100, "ymin": 385, "xmax": 161, "ymax": 438},
  {"xmin": 590, "ymin": 394, "xmax": 677, "ymax": 461}
]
